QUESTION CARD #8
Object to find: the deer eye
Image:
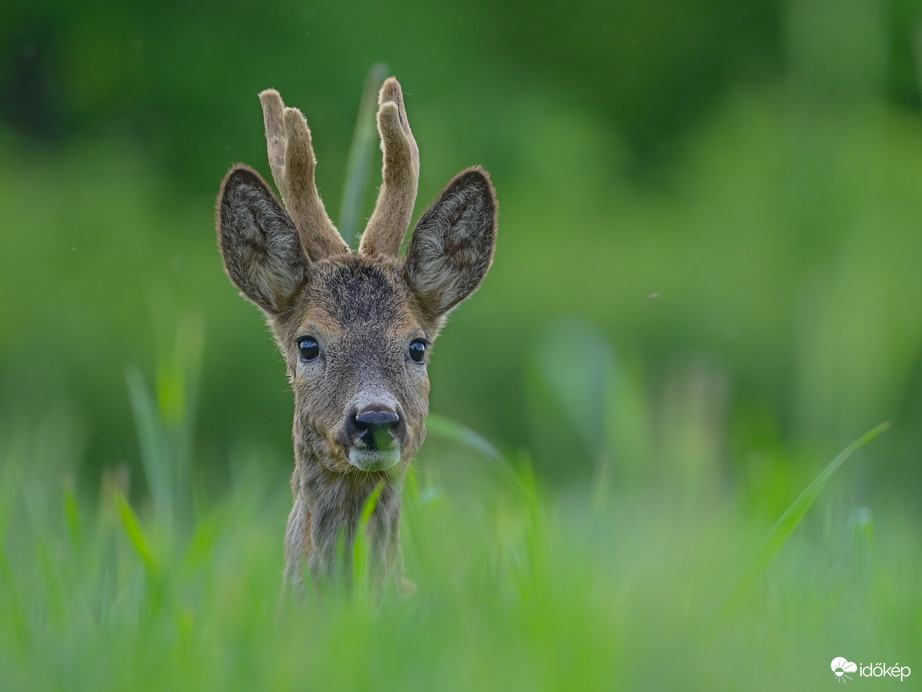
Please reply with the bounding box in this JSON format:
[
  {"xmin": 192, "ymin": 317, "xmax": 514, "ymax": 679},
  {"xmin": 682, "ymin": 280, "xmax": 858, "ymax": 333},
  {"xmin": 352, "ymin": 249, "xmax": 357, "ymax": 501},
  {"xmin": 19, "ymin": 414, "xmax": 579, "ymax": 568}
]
[
  {"xmin": 408, "ymin": 339, "xmax": 428, "ymax": 363},
  {"xmin": 297, "ymin": 336, "xmax": 320, "ymax": 362}
]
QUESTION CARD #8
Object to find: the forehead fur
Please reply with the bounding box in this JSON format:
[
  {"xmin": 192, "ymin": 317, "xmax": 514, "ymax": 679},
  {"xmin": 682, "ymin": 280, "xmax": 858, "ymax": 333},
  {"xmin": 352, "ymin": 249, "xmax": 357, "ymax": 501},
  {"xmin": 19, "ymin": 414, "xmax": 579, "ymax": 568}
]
[{"xmin": 277, "ymin": 255, "xmax": 432, "ymax": 341}]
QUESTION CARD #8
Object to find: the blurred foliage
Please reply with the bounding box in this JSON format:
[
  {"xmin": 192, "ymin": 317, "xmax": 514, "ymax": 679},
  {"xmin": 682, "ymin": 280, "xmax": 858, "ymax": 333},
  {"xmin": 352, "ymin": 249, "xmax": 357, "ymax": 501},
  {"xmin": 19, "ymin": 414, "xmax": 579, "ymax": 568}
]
[{"xmin": 0, "ymin": 0, "xmax": 921, "ymax": 508}]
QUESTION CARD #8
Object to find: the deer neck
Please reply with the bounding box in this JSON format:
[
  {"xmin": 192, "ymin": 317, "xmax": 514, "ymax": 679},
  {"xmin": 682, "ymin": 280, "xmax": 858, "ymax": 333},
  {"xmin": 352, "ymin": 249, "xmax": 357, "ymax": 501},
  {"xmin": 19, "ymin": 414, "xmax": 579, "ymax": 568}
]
[{"xmin": 285, "ymin": 435, "xmax": 405, "ymax": 591}]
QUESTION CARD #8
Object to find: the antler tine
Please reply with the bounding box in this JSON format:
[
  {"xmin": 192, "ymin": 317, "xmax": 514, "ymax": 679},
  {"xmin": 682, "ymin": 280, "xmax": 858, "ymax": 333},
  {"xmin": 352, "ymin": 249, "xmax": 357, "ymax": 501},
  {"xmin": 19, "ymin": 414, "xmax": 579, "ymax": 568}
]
[
  {"xmin": 258, "ymin": 89, "xmax": 350, "ymax": 261},
  {"xmin": 358, "ymin": 77, "xmax": 420, "ymax": 257},
  {"xmin": 259, "ymin": 89, "xmax": 288, "ymax": 198}
]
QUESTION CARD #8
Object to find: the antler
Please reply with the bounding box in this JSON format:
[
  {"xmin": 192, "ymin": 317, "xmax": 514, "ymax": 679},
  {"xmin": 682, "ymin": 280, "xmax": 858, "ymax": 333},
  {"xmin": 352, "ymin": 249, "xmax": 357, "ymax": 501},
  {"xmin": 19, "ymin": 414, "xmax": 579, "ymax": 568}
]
[
  {"xmin": 358, "ymin": 77, "xmax": 420, "ymax": 257},
  {"xmin": 258, "ymin": 89, "xmax": 350, "ymax": 261}
]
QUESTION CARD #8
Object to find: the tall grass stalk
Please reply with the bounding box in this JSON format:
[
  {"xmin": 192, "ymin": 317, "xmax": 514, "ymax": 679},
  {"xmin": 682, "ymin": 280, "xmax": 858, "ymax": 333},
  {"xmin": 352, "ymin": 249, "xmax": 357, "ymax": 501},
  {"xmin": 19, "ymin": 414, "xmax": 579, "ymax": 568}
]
[
  {"xmin": 125, "ymin": 313, "xmax": 204, "ymax": 534},
  {"xmin": 339, "ymin": 63, "xmax": 389, "ymax": 247}
]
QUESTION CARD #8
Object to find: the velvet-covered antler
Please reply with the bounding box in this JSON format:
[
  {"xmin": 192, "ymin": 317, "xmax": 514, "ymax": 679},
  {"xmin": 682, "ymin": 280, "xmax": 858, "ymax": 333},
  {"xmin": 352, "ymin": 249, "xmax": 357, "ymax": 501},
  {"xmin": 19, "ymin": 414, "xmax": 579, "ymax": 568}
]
[
  {"xmin": 258, "ymin": 89, "xmax": 350, "ymax": 261},
  {"xmin": 358, "ymin": 78, "xmax": 420, "ymax": 257}
]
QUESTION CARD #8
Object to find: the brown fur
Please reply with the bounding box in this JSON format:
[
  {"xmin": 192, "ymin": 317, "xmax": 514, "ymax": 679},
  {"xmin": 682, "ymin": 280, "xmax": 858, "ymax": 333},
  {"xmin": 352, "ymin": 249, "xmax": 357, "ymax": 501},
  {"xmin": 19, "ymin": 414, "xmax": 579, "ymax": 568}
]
[{"xmin": 216, "ymin": 78, "xmax": 497, "ymax": 595}]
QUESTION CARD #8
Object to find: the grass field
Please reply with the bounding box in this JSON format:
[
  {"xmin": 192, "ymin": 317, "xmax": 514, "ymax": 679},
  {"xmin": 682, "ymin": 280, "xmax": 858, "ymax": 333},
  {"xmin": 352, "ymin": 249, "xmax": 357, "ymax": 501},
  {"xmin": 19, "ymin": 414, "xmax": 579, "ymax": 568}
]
[{"xmin": 1, "ymin": 376, "xmax": 916, "ymax": 691}]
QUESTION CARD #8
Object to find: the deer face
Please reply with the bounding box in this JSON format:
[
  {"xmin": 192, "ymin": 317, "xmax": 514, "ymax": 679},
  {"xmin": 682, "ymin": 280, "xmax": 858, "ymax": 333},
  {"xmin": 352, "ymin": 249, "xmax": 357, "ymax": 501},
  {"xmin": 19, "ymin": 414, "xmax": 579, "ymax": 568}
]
[
  {"xmin": 216, "ymin": 79, "xmax": 497, "ymax": 491},
  {"xmin": 279, "ymin": 257, "xmax": 432, "ymax": 474}
]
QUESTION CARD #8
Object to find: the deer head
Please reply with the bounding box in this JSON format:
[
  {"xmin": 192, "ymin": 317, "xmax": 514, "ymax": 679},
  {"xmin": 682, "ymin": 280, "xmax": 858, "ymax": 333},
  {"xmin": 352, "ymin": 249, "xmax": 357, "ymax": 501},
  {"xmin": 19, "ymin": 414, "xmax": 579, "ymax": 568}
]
[{"xmin": 216, "ymin": 78, "xmax": 497, "ymax": 594}]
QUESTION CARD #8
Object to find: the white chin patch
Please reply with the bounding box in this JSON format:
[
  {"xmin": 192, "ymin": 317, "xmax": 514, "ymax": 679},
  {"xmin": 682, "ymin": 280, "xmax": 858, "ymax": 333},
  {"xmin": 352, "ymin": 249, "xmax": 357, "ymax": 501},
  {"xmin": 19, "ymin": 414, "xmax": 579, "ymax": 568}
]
[{"xmin": 348, "ymin": 447, "xmax": 401, "ymax": 471}]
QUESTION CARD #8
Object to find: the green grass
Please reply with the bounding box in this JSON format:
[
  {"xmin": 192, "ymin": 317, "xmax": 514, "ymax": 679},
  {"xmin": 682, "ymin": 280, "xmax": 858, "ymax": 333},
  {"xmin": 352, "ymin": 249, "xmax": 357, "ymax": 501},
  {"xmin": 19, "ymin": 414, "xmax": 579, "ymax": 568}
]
[
  {"xmin": 0, "ymin": 291, "xmax": 917, "ymax": 691},
  {"xmin": 1, "ymin": 390, "xmax": 916, "ymax": 691}
]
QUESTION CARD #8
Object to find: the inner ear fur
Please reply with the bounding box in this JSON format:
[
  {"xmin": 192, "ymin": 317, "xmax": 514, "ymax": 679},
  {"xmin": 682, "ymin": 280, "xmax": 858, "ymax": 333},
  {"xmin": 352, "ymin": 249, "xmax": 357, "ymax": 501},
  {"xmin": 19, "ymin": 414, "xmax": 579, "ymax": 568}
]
[
  {"xmin": 404, "ymin": 167, "xmax": 497, "ymax": 319},
  {"xmin": 217, "ymin": 165, "xmax": 308, "ymax": 315}
]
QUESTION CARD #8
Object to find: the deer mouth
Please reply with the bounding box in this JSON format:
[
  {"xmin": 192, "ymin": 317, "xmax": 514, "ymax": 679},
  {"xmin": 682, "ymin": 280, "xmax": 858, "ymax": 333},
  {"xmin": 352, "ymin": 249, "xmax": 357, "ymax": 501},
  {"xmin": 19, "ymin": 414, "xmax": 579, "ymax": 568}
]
[
  {"xmin": 347, "ymin": 420, "xmax": 402, "ymax": 471},
  {"xmin": 347, "ymin": 444, "xmax": 402, "ymax": 472}
]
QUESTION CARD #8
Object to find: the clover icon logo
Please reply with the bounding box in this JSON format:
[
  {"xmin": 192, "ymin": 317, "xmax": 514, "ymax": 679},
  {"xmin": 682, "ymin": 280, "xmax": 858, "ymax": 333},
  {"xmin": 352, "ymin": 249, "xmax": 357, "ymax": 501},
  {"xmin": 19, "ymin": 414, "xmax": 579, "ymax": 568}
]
[{"xmin": 831, "ymin": 657, "xmax": 858, "ymax": 683}]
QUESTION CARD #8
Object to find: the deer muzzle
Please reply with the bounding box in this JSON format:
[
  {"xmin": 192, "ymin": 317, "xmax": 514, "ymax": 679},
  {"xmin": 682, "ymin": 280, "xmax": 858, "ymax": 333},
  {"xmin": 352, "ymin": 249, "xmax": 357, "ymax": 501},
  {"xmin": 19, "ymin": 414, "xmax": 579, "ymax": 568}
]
[{"xmin": 345, "ymin": 406, "xmax": 407, "ymax": 471}]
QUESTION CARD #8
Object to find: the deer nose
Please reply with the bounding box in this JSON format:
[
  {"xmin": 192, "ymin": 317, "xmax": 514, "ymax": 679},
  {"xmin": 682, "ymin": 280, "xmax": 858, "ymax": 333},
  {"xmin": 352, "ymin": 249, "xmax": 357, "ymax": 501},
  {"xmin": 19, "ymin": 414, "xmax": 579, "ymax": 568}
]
[
  {"xmin": 355, "ymin": 410, "xmax": 400, "ymax": 430},
  {"xmin": 353, "ymin": 409, "xmax": 402, "ymax": 450}
]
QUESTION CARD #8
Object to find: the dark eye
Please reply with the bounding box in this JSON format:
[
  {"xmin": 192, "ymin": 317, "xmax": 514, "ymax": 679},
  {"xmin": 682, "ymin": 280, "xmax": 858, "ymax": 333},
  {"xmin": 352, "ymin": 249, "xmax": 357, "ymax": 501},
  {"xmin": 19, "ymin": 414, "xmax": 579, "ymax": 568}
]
[
  {"xmin": 408, "ymin": 339, "xmax": 428, "ymax": 363},
  {"xmin": 297, "ymin": 336, "xmax": 320, "ymax": 362}
]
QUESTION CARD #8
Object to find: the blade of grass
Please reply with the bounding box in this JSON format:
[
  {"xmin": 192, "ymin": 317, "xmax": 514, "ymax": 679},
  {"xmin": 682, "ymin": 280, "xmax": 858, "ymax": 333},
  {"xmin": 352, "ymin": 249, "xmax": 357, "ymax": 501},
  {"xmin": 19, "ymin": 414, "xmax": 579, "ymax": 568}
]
[
  {"xmin": 426, "ymin": 413, "xmax": 535, "ymax": 507},
  {"xmin": 62, "ymin": 476, "xmax": 82, "ymax": 551},
  {"xmin": 426, "ymin": 412, "xmax": 503, "ymax": 463},
  {"xmin": 339, "ymin": 63, "xmax": 389, "ymax": 248},
  {"xmin": 723, "ymin": 421, "xmax": 890, "ymax": 614},
  {"xmin": 126, "ymin": 366, "xmax": 172, "ymax": 522},
  {"xmin": 112, "ymin": 487, "xmax": 161, "ymax": 582},
  {"xmin": 352, "ymin": 479, "xmax": 386, "ymax": 604},
  {"xmin": 426, "ymin": 415, "xmax": 545, "ymax": 596}
]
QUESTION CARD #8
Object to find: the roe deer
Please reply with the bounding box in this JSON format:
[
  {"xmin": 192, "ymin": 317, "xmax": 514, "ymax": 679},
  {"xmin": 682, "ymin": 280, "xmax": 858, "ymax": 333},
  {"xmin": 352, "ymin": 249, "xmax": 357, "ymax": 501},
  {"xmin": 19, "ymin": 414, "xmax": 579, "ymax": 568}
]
[{"xmin": 216, "ymin": 78, "xmax": 497, "ymax": 595}]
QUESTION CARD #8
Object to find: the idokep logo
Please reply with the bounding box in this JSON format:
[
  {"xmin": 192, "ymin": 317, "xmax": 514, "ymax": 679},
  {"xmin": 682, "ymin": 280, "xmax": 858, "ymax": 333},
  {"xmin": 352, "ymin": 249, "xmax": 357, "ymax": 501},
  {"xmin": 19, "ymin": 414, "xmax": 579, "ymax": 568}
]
[
  {"xmin": 831, "ymin": 657, "xmax": 912, "ymax": 683},
  {"xmin": 831, "ymin": 658, "xmax": 858, "ymax": 682}
]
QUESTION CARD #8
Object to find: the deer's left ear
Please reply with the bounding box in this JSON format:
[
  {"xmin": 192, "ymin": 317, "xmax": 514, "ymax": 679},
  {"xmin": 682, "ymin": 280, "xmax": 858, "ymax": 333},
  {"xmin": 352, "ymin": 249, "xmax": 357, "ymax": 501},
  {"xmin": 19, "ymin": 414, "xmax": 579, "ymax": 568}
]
[{"xmin": 404, "ymin": 167, "xmax": 497, "ymax": 319}]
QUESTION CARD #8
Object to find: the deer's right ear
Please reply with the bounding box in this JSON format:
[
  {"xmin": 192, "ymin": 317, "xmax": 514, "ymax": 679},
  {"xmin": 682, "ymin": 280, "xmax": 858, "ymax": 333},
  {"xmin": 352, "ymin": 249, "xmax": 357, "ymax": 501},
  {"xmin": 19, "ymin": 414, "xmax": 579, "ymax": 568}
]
[{"xmin": 217, "ymin": 165, "xmax": 308, "ymax": 315}]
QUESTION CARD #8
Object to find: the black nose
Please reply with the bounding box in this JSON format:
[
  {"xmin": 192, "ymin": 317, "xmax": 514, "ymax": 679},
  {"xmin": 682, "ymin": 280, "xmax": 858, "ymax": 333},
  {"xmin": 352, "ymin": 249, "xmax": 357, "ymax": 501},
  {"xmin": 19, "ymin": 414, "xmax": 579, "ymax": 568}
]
[
  {"xmin": 353, "ymin": 409, "xmax": 402, "ymax": 450},
  {"xmin": 355, "ymin": 410, "xmax": 400, "ymax": 430}
]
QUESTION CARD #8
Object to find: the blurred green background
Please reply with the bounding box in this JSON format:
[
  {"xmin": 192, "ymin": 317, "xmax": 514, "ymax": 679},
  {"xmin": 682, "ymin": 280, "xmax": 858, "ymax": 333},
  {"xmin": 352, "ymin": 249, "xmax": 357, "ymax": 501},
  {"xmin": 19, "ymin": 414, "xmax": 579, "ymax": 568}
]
[{"xmin": 1, "ymin": 0, "xmax": 920, "ymax": 505}]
